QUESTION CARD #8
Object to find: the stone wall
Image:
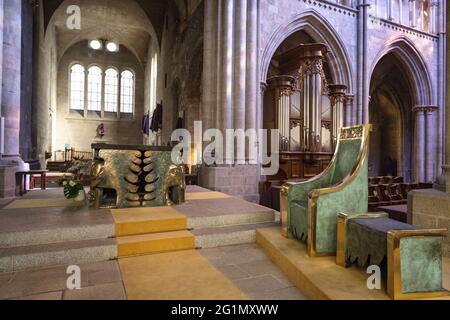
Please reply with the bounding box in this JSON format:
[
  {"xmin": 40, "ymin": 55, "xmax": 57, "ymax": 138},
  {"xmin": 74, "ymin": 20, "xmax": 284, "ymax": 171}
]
[
  {"xmin": 55, "ymin": 41, "xmax": 145, "ymax": 151},
  {"xmin": 160, "ymin": 2, "xmax": 203, "ymax": 148},
  {"xmin": 199, "ymin": 165, "xmax": 260, "ymax": 203},
  {"xmin": 32, "ymin": 2, "xmax": 57, "ymax": 167},
  {"xmin": 408, "ymin": 189, "xmax": 450, "ymax": 257}
]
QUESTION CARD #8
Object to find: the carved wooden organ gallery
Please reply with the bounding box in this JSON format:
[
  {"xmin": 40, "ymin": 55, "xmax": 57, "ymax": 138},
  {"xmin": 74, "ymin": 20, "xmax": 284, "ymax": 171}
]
[{"xmin": 264, "ymin": 43, "xmax": 349, "ymax": 180}]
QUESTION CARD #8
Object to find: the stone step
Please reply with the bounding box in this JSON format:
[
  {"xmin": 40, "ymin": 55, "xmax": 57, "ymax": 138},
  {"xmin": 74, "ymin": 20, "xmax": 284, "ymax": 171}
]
[
  {"xmin": 187, "ymin": 210, "xmax": 276, "ymax": 229},
  {"xmin": 112, "ymin": 207, "xmax": 188, "ymax": 237},
  {"xmin": 0, "ymin": 238, "xmax": 117, "ymax": 273},
  {"xmin": 116, "ymin": 230, "xmax": 195, "ymax": 257},
  {"xmin": 0, "ymin": 207, "xmax": 115, "ymax": 248},
  {"xmin": 193, "ymin": 222, "xmax": 279, "ymax": 249}
]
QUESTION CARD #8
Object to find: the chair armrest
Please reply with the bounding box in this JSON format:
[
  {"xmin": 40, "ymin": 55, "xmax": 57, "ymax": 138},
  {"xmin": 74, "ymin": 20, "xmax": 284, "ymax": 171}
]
[{"xmin": 280, "ymin": 173, "xmax": 333, "ymax": 237}]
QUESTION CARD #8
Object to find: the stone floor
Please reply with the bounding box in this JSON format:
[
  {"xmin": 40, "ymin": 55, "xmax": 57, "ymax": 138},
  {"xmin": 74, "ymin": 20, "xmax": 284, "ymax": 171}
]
[
  {"xmin": 199, "ymin": 244, "xmax": 306, "ymax": 300},
  {"xmin": 0, "ymin": 244, "xmax": 306, "ymax": 300}
]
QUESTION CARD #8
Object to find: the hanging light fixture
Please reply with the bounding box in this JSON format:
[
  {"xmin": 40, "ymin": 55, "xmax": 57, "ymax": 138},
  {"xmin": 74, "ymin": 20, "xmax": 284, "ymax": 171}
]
[
  {"xmin": 89, "ymin": 39, "xmax": 102, "ymax": 50},
  {"xmin": 106, "ymin": 41, "xmax": 119, "ymax": 52}
]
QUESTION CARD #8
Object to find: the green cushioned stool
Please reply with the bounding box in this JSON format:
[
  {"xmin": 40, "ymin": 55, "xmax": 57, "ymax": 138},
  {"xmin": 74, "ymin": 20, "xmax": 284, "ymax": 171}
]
[{"xmin": 336, "ymin": 212, "xmax": 448, "ymax": 300}]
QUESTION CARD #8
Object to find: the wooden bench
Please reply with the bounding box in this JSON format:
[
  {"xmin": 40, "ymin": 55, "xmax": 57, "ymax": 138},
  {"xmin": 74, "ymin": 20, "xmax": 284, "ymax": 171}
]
[{"xmin": 15, "ymin": 170, "xmax": 49, "ymax": 196}]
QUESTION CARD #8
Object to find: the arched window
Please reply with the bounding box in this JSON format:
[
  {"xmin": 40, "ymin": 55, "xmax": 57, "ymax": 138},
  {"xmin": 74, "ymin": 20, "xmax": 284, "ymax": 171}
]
[
  {"xmin": 88, "ymin": 66, "xmax": 102, "ymax": 111},
  {"xmin": 120, "ymin": 70, "xmax": 134, "ymax": 113},
  {"xmin": 104, "ymin": 68, "xmax": 118, "ymax": 112},
  {"xmin": 70, "ymin": 64, "xmax": 85, "ymax": 110}
]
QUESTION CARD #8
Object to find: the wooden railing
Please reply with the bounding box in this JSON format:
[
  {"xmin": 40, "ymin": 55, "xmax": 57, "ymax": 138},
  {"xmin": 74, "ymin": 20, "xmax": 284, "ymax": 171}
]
[{"xmin": 52, "ymin": 148, "xmax": 93, "ymax": 162}]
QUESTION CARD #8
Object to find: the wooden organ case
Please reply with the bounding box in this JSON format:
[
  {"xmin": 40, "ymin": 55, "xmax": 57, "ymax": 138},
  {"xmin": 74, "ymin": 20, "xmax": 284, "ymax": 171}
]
[{"xmin": 263, "ymin": 43, "xmax": 348, "ymax": 180}]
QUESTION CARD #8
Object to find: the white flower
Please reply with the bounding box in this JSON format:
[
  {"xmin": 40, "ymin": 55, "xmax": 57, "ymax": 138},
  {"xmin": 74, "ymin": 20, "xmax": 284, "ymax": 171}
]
[
  {"xmin": 69, "ymin": 181, "xmax": 76, "ymax": 187},
  {"xmin": 63, "ymin": 181, "xmax": 67, "ymax": 186}
]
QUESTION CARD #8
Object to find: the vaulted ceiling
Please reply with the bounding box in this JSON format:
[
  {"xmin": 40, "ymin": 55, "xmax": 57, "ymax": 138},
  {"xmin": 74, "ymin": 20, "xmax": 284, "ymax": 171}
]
[
  {"xmin": 42, "ymin": 0, "xmax": 169, "ymax": 43},
  {"xmin": 42, "ymin": 0, "xmax": 178, "ymax": 66}
]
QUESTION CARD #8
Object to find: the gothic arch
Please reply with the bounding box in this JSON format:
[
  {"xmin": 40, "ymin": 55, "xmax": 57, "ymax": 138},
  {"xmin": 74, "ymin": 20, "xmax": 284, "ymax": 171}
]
[
  {"xmin": 260, "ymin": 9, "xmax": 354, "ymax": 93},
  {"xmin": 370, "ymin": 36, "xmax": 433, "ymax": 106}
]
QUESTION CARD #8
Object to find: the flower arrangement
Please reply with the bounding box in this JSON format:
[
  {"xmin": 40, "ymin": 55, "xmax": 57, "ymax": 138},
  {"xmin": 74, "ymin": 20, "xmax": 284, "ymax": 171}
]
[
  {"xmin": 61, "ymin": 176, "xmax": 84, "ymax": 199},
  {"xmin": 60, "ymin": 157, "xmax": 92, "ymax": 201}
]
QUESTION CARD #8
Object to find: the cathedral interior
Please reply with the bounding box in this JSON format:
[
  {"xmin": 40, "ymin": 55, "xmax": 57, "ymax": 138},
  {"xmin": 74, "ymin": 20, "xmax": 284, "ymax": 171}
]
[{"xmin": 0, "ymin": 0, "xmax": 449, "ymax": 302}]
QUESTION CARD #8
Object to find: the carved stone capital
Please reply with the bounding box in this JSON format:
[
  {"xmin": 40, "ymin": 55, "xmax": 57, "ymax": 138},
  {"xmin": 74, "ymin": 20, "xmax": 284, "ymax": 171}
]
[
  {"xmin": 300, "ymin": 57, "xmax": 324, "ymax": 76},
  {"xmin": 260, "ymin": 82, "xmax": 268, "ymax": 93},
  {"xmin": 413, "ymin": 105, "xmax": 438, "ymax": 114},
  {"xmin": 345, "ymin": 94, "xmax": 355, "ymax": 105}
]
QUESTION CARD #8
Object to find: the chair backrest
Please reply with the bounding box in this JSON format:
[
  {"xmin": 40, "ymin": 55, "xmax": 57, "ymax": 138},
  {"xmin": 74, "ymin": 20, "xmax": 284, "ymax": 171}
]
[{"xmin": 329, "ymin": 125, "xmax": 370, "ymax": 186}]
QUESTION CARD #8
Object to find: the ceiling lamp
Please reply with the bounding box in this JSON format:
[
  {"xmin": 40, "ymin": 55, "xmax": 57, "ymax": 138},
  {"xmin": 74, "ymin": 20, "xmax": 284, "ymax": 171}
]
[
  {"xmin": 106, "ymin": 42, "xmax": 119, "ymax": 52},
  {"xmin": 89, "ymin": 39, "xmax": 102, "ymax": 50}
]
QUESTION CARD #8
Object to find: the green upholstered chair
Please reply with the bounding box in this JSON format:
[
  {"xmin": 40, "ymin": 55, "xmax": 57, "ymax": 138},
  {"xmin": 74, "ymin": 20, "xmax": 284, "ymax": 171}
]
[{"xmin": 280, "ymin": 124, "xmax": 371, "ymax": 257}]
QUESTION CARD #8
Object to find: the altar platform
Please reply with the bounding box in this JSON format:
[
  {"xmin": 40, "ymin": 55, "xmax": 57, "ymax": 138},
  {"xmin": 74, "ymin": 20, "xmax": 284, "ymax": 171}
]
[
  {"xmin": 0, "ymin": 186, "xmax": 275, "ymax": 272},
  {"xmin": 256, "ymin": 227, "xmax": 450, "ymax": 300}
]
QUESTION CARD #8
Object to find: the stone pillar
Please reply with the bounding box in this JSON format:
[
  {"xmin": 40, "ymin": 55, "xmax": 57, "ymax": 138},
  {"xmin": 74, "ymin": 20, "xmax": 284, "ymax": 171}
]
[
  {"xmin": 0, "ymin": 0, "xmax": 4, "ymax": 113},
  {"xmin": 388, "ymin": 0, "xmax": 394, "ymax": 20},
  {"xmin": 410, "ymin": 0, "xmax": 417, "ymax": 27},
  {"xmin": 199, "ymin": 0, "xmax": 260, "ymax": 202},
  {"xmin": 344, "ymin": 94, "xmax": 354, "ymax": 127},
  {"xmin": 1, "ymin": 0, "xmax": 22, "ymax": 161},
  {"xmin": 245, "ymin": 0, "xmax": 258, "ymax": 162},
  {"xmin": 298, "ymin": 44, "xmax": 327, "ymax": 152},
  {"xmin": 399, "ymin": 0, "xmax": 403, "ymax": 24},
  {"xmin": 430, "ymin": 1, "xmax": 438, "ymax": 33},
  {"xmin": 357, "ymin": 1, "xmax": 370, "ymax": 125},
  {"xmin": 409, "ymin": 0, "xmax": 450, "ymax": 259},
  {"xmin": 220, "ymin": 0, "xmax": 234, "ymax": 159},
  {"xmin": 413, "ymin": 106, "xmax": 426, "ymax": 183},
  {"xmin": 419, "ymin": 0, "xmax": 425, "ymax": 31},
  {"xmin": 328, "ymin": 84, "xmax": 347, "ymax": 149},
  {"xmin": 425, "ymin": 106, "xmax": 438, "ymax": 182},
  {"xmin": 0, "ymin": 0, "xmax": 23, "ymax": 198},
  {"xmin": 201, "ymin": 0, "xmax": 218, "ymax": 132},
  {"xmin": 233, "ymin": 0, "xmax": 246, "ymax": 132}
]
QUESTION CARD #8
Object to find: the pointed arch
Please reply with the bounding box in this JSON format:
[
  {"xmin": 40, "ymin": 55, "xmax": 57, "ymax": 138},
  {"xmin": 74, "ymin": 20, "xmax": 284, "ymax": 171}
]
[
  {"xmin": 260, "ymin": 9, "xmax": 354, "ymax": 93},
  {"xmin": 369, "ymin": 36, "xmax": 433, "ymax": 106}
]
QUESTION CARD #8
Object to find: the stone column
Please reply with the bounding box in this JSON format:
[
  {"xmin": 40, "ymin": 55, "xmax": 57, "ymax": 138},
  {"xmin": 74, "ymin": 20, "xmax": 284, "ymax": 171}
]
[
  {"xmin": 425, "ymin": 106, "xmax": 438, "ymax": 182},
  {"xmin": 298, "ymin": 44, "xmax": 327, "ymax": 152},
  {"xmin": 0, "ymin": 0, "xmax": 4, "ymax": 114},
  {"xmin": 430, "ymin": 1, "xmax": 438, "ymax": 33},
  {"xmin": 419, "ymin": 0, "xmax": 426, "ymax": 31},
  {"xmin": 199, "ymin": 0, "xmax": 261, "ymax": 202},
  {"xmin": 344, "ymin": 94, "xmax": 354, "ymax": 126},
  {"xmin": 233, "ymin": 0, "xmax": 247, "ymax": 132},
  {"xmin": 410, "ymin": 0, "xmax": 417, "ymax": 27},
  {"xmin": 388, "ymin": 0, "xmax": 394, "ymax": 20},
  {"xmin": 1, "ymin": 0, "xmax": 22, "ymax": 161},
  {"xmin": 409, "ymin": 1, "xmax": 450, "ymax": 258},
  {"xmin": 328, "ymin": 84, "xmax": 347, "ymax": 149},
  {"xmin": 201, "ymin": 0, "xmax": 218, "ymax": 132},
  {"xmin": 399, "ymin": 0, "xmax": 403, "ymax": 24},
  {"xmin": 220, "ymin": 0, "xmax": 234, "ymax": 156},
  {"xmin": 357, "ymin": 1, "xmax": 370, "ymax": 124},
  {"xmin": 233, "ymin": 0, "xmax": 247, "ymax": 163},
  {"xmin": 413, "ymin": 106, "xmax": 426, "ymax": 183},
  {"xmin": 245, "ymin": 0, "xmax": 258, "ymax": 162},
  {"xmin": 436, "ymin": 0, "xmax": 450, "ymax": 191},
  {"xmin": 0, "ymin": 0, "xmax": 23, "ymax": 197}
]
